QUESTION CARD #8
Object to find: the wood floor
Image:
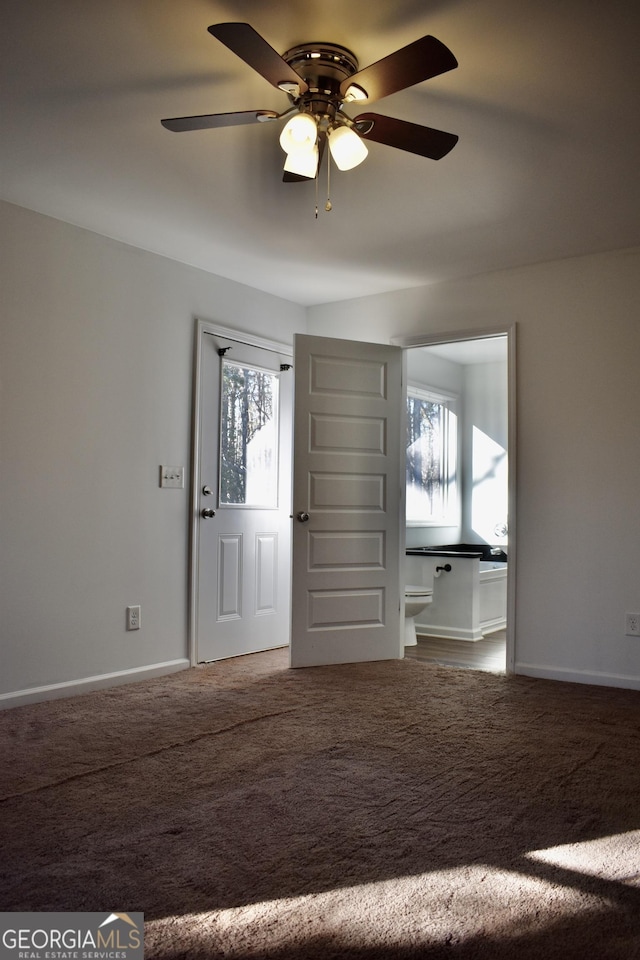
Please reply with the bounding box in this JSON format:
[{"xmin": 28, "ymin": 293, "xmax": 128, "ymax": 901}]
[{"xmin": 404, "ymin": 629, "xmax": 506, "ymax": 673}]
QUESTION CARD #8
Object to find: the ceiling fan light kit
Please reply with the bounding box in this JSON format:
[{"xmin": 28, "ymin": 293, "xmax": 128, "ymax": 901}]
[
  {"xmin": 161, "ymin": 22, "xmax": 459, "ymax": 212},
  {"xmin": 279, "ymin": 112, "xmax": 318, "ymax": 154},
  {"xmin": 326, "ymin": 124, "xmax": 368, "ymax": 171},
  {"xmin": 284, "ymin": 142, "xmax": 320, "ymax": 179}
]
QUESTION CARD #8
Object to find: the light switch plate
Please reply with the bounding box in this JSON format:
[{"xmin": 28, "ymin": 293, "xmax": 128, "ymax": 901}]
[{"xmin": 160, "ymin": 465, "xmax": 184, "ymax": 489}]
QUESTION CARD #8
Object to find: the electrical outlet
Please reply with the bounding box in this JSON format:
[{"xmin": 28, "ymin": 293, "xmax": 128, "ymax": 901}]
[
  {"xmin": 126, "ymin": 605, "xmax": 141, "ymax": 631},
  {"xmin": 625, "ymin": 613, "xmax": 640, "ymax": 637}
]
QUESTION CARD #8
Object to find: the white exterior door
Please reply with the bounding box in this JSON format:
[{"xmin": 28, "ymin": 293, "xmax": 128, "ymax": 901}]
[
  {"xmin": 290, "ymin": 334, "xmax": 404, "ymax": 667},
  {"xmin": 194, "ymin": 329, "xmax": 293, "ymax": 662}
]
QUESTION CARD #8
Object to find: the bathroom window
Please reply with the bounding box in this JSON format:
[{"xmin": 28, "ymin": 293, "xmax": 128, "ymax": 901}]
[{"xmin": 406, "ymin": 385, "xmax": 458, "ymax": 525}]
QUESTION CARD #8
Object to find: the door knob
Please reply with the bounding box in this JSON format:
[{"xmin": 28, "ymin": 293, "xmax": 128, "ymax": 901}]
[
  {"xmin": 296, "ymin": 511, "xmax": 310, "ymax": 522},
  {"xmin": 201, "ymin": 508, "xmax": 216, "ymax": 519}
]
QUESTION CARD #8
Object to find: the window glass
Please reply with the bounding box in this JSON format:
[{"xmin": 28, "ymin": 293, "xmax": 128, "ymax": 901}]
[
  {"xmin": 406, "ymin": 387, "xmax": 457, "ymax": 524},
  {"xmin": 220, "ymin": 360, "xmax": 279, "ymax": 507}
]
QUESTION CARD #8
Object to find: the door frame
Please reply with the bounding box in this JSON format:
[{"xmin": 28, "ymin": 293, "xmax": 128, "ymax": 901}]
[
  {"xmin": 392, "ymin": 324, "xmax": 517, "ymax": 674},
  {"xmin": 189, "ymin": 319, "xmax": 293, "ymax": 666}
]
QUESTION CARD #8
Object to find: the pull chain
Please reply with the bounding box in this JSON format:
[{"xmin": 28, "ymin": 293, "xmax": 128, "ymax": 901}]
[
  {"xmin": 325, "ymin": 150, "xmax": 332, "ymax": 212},
  {"xmin": 315, "ymin": 167, "xmax": 319, "ymax": 219}
]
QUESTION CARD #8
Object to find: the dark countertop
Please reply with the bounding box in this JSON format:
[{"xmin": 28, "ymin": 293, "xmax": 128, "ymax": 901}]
[
  {"xmin": 406, "ymin": 548, "xmax": 483, "ymax": 559},
  {"xmin": 406, "ymin": 543, "xmax": 507, "ymax": 562}
]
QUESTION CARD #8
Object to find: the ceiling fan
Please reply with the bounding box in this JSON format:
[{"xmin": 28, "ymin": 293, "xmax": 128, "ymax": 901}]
[{"xmin": 161, "ymin": 22, "xmax": 459, "ymax": 187}]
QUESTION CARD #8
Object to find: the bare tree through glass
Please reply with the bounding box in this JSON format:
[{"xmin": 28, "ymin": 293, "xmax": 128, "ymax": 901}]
[{"xmin": 220, "ymin": 361, "xmax": 279, "ymax": 507}]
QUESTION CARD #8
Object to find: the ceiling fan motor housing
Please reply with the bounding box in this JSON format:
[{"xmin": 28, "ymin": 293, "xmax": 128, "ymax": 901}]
[{"xmin": 282, "ymin": 43, "xmax": 360, "ymax": 122}]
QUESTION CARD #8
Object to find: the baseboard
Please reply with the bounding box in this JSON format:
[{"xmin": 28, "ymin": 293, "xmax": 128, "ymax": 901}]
[
  {"xmin": 515, "ymin": 661, "xmax": 640, "ymax": 691},
  {"xmin": 416, "ymin": 623, "xmax": 484, "ymax": 642},
  {"xmin": 480, "ymin": 616, "xmax": 507, "ymax": 634},
  {"xmin": 0, "ymin": 659, "xmax": 191, "ymax": 710}
]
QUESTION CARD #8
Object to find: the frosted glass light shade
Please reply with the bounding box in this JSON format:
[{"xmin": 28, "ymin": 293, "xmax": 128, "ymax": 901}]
[
  {"xmin": 327, "ymin": 125, "xmax": 368, "ymax": 170},
  {"xmin": 283, "ymin": 144, "xmax": 319, "ymax": 179},
  {"xmin": 279, "ymin": 114, "xmax": 317, "ymax": 154}
]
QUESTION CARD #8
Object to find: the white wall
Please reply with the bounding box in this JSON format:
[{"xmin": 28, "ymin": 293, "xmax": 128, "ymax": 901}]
[
  {"xmin": 0, "ymin": 201, "xmax": 306, "ymax": 703},
  {"xmin": 308, "ymin": 247, "xmax": 640, "ymax": 689},
  {"xmin": 406, "ymin": 346, "xmax": 464, "ymax": 396},
  {"xmin": 3, "ymin": 198, "xmax": 640, "ymax": 697},
  {"xmin": 462, "ymin": 360, "xmax": 508, "ymax": 544}
]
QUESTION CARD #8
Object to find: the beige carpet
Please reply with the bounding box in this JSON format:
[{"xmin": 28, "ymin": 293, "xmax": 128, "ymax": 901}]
[{"xmin": 2, "ymin": 649, "xmax": 640, "ymax": 959}]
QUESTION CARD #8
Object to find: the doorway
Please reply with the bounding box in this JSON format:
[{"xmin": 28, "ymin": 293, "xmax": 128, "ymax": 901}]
[
  {"xmin": 190, "ymin": 322, "xmax": 293, "ymax": 663},
  {"xmin": 395, "ymin": 327, "xmax": 516, "ymax": 674}
]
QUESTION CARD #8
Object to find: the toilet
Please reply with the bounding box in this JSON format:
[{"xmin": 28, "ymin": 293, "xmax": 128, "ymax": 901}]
[{"xmin": 404, "ymin": 586, "xmax": 433, "ymax": 646}]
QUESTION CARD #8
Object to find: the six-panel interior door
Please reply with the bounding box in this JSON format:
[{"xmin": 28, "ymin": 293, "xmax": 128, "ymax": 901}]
[
  {"xmin": 196, "ymin": 332, "xmax": 292, "ymax": 662},
  {"xmin": 290, "ymin": 334, "xmax": 404, "ymax": 667}
]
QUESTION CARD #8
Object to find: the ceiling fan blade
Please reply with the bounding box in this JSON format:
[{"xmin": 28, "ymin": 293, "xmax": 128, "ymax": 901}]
[
  {"xmin": 161, "ymin": 110, "xmax": 279, "ymax": 132},
  {"xmin": 283, "ymin": 131, "xmax": 327, "ymax": 182},
  {"xmin": 208, "ymin": 23, "xmax": 308, "ymax": 95},
  {"xmin": 354, "ymin": 113, "xmax": 458, "ymax": 160},
  {"xmin": 282, "ymin": 170, "xmax": 311, "ymax": 183},
  {"xmin": 341, "ymin": 35, "xmax": 457, "ymax": 103}
]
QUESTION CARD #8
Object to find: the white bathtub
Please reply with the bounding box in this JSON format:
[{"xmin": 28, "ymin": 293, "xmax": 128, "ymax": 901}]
[{"xmin": 410, "ymin": 554, "xmax": 507, "ymax": 642}]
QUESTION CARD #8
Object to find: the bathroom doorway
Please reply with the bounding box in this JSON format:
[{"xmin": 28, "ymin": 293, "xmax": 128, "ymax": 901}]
[{"xmin": 394, "ymin": 328, "xmax": 515, "ymax": 674}]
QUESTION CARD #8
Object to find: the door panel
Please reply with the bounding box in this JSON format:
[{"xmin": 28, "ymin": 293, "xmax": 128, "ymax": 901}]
[
  {"xmin": 195, "ymin": 331, "xmax": 292, "ymax": 662},
  {"xmin": 256, "ymin": 534, "xmax": 278, "ymax": 614},
  {"xmin": 218, "ymin": 535, "xmax": 242, "ymax": 619},
  {"xmin": 290, "ymin": 334, "xmax": 404, "ymax": 667}
]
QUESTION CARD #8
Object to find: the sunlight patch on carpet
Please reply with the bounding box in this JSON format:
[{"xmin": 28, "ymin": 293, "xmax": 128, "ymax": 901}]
[
  {"xmin": 526, "ymin": 829, "xmax": 640, "ymax": 887},
  {"xmin": 147, "ymin": 865, "xmax": 598, "ymax": 955}
]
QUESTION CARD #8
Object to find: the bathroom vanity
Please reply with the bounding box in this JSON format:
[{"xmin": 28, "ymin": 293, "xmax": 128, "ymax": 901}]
[{"xmin": 406, "ymin": 545, "xmax": 507, "ymax": 642}]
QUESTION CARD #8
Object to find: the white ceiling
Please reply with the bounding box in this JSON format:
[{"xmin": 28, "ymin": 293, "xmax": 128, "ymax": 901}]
[
  {"xmin": 2, "ymin": 0, "xmax": 638, "ymax": 306},
  {"xmin": 422, "ymin": 336, "xmax": 507, "ymax": 365}
]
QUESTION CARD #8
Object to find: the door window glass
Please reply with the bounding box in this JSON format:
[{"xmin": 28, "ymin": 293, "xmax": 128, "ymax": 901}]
[{"xmin": 219, "ymin": 360, "xmax": 279, "ymax": 507}]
